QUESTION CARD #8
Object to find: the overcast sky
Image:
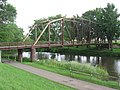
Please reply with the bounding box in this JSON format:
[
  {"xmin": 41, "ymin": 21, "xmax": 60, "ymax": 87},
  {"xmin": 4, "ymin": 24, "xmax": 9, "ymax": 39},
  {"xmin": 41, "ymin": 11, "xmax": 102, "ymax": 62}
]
[{"xmin": 7, "ymin": 0, "xmax": 120, "ymax": 34}]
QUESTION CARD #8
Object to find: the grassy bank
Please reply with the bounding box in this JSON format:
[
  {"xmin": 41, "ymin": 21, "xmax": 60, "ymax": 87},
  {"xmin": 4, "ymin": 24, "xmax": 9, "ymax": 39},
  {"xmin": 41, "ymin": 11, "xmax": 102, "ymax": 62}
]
[
  {"xmin": 48, "ymin": 46, "xmax": 120, "ymax": 57},
  {"xmin": 24, "ymin": 60, "xmax": 119, "ymax": 89},
  {"xmin": 0, "ymin": 63, "xmax": 74, "ymax": 90}
]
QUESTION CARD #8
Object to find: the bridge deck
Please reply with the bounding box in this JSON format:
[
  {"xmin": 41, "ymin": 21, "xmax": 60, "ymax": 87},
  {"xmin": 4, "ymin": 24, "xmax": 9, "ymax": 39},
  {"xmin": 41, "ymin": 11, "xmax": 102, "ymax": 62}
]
[{"xmin": 0, "ymin": 42, "xmax": 108, "ymax": 50}]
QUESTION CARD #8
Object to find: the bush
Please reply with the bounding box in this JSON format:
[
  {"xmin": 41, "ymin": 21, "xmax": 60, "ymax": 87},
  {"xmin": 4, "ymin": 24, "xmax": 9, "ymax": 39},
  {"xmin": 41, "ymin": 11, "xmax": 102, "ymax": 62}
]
[
  {"xmin": 35, "ymin": 59, "xmax": 109, "ymax": 80},
  {"xmin": 23, "ymin": 57, "xmax": 30, "ymax": 62}
]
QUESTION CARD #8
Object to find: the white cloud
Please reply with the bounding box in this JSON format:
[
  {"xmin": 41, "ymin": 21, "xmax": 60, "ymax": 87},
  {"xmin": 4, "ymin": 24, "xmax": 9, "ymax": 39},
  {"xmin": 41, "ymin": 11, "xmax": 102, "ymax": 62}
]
[{"xmin": 7, "ymin": 0, "xmax": 120, "ymax": 34}]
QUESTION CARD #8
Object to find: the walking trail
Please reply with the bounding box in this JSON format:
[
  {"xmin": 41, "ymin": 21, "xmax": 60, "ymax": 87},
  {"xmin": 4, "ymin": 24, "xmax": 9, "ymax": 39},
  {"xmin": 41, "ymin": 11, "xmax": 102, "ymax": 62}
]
[{"xmin": 5, "ymin": 61, "xmax": 116, "ymax": 90}]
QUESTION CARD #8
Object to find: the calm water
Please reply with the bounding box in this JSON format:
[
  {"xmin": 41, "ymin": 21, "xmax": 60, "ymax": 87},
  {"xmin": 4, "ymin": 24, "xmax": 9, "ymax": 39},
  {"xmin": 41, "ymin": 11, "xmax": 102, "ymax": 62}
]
[{"xmin": 23, "ymin": 52, "xmax": 120, "ymax": 77}]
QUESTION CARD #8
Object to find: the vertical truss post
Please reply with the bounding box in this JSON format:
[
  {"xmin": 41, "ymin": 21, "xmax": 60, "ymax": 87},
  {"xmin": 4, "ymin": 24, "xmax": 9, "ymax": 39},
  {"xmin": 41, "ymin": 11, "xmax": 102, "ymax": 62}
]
[
  {"xmin": 48, "ymin": 24, "xmax": 51, "ymax": 47},
  {"xmin": 35, "ymin": 27, "xmax": 37, "ymax": 41},
  {"xmin": 89, "ymin": 21, "xmax": 91, "ymax": 44},
  {"xmin": 81, "ymin": 20, "xmax": 83, "ymax": 44},
  {"xmin": 61, "ymin": 19, "xmax": 64, "ymax": 46}
]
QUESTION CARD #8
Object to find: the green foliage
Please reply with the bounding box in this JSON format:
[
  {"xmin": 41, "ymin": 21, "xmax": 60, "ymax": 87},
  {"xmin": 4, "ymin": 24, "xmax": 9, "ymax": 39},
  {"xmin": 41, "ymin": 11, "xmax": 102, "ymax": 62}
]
[
  {"xmin": 0, "ymin": 63, "xmax": 74, "ymax": 90},
  {"xmin": 25, "ymin": 61, "xmax": 119, "ymax": 89},
  {"xmin": 102, "ymin": 3, "xmax": 120, "ymax": 40},
  {"xmin": 7, "ymin": 24, "xmax": 24, "ymax": 42},
  {"xmin": 23, "ymin": 57, "xmax": 31, "ymax": 62},
  {"xmin": 0, "ymin": 0, "xmax": 16, "ymax": 23},
  {"xmin": 0, "ymin": 24, "xmax": 24, "ymax": 42},
  {"xmin": 82, "ymin": 3, "xmax": 120, "ymax": 50},
  {"xmin": 0, "ymin": 0, "xmax": 24, "ymax": 42},
  {"xmin": 34, "ymin": 60, "xmax": 108, "ymax": 80},
  {"xmin": 64, "ymin": 46, "xmax": 120, "ymax": 57}
]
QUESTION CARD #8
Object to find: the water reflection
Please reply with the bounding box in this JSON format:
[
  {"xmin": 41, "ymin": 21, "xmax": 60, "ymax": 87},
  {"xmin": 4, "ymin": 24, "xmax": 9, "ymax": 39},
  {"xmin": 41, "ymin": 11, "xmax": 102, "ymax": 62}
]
[
  {"xmin": 23, "ymin": 52, "xmax": 30, "ymax": 58},
  {"xmin": 114, "ymin": 60, "xmax": 120, "ymax": 75},
  {"xmin": 23, "ymin": 52, "xmax": 120, "ymax": 76}
]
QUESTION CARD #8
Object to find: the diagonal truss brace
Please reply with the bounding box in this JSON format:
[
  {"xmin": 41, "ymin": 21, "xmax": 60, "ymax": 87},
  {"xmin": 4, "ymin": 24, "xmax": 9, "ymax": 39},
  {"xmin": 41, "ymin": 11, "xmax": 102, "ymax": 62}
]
[{"xmin": 32, "ymin": 18, "xmax": 64, "ymax": 47}]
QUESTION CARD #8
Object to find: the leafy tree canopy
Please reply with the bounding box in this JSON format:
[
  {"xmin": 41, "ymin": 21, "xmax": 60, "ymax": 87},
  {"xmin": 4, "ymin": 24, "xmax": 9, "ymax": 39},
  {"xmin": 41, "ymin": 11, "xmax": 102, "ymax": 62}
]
[
  {"xmin": 0, "ymin": 24, "xmax": 24, "ymax": 42},
  {"xmin": 82, "ymin": 3, "xmax": 120, "ymax": 50},
  {"xmin": 0, "ymin": 0, "xmax": 17, "ymax": 23},
  {"xmin": 0, "ymin": 0, "xmax": 24, "ymax": 42}
]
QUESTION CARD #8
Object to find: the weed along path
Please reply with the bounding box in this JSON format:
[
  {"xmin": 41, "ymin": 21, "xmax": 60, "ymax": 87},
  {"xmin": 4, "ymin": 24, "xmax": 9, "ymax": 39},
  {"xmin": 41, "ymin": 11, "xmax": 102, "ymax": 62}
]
[{"xmin": 6, "ymin": 62, "xmax": 116, "ymax": 90}]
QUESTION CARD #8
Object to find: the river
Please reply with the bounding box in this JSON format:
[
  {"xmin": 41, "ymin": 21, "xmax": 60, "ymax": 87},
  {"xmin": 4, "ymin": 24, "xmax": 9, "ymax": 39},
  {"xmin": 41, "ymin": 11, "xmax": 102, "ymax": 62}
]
[{"xmin": 23, "ymin": 52, "xmax": 120, "ymax": 77}]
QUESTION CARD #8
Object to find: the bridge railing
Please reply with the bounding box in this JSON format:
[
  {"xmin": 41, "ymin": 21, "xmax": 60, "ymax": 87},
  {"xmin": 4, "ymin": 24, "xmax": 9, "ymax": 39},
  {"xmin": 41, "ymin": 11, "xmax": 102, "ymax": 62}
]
[
  {"xmin": 0, "ymin": 41, "xmax": 109, "ymax": 49},
  {"xmin": 0, "ymin": 42, "xmax": 42, "ymax": 46},
  {"xmin": 0, "ymin": 41, "xmax": 59, "ymax": 47}
]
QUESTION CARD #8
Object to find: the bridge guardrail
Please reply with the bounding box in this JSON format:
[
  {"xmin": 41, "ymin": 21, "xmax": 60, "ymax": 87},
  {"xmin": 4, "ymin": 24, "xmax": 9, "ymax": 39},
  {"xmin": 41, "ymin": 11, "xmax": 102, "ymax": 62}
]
[{"xmin": 0, "ymin": 41, "xmax": 109, "ymax": 50}]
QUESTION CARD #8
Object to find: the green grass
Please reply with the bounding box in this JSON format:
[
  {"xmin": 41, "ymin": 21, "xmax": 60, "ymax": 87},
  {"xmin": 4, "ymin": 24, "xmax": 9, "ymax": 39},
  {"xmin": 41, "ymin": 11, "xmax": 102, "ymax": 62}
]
[
  {"xmin": 34, "ymin": 60, "xmax": 109, "ymax": 80},
  {"xmin": 0, "ymin": 63, "xmax": 75, "ymax": 90},
  {"xmin": 36, "ymin": 45, "xmax": 120, "ymax": 57},
  {"xmin": 24, "ymin": 60, "xmax": 120, "ymax": 89}
]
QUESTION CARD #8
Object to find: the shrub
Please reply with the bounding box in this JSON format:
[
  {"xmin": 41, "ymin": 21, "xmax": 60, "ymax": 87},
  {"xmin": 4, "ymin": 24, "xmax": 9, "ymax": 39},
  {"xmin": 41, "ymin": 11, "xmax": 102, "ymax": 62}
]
[{"xmin": 35, "ymin": 59, "xmax": 109, "ymax": 80}]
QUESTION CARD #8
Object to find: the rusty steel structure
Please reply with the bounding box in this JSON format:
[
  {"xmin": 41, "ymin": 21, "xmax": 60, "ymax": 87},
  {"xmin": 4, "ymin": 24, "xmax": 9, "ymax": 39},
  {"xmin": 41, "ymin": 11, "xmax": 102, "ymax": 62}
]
[
  {"xmin": 23, "ymin": 17, "xmax": 106, "ymax": 47},
  {"xmin": 0, "ymin": 17, "xmax": 108, "ymax": 62}
]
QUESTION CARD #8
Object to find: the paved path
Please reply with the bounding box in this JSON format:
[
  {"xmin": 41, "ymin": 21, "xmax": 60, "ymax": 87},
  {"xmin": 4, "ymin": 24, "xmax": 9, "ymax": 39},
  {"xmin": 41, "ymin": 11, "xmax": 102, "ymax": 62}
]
[{"xmin": 6, "ymin": 62, "xmax": 116, "ymax": 90}]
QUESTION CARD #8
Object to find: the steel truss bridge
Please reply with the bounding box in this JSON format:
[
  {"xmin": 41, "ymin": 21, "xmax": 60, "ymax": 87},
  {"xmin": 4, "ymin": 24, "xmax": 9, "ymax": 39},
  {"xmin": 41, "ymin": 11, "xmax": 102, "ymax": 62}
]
[{"xmin": 0, "ymin": 17, "xmax": 108, "ymax": 62}]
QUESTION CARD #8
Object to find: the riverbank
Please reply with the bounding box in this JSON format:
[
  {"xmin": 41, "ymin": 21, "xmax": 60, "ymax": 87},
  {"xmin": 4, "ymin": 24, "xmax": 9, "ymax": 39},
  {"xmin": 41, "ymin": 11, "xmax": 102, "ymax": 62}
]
[
  {"xmin": 5, "ymin": 61, "xmax": 116, "ymax": 90},
  {"xmin": 3, "ymin": 45, "xmax": 120, "ymax": 59},
  {"xmin": 23, "ymin": 60, "xmax": 119, "ymax": 89},
  {"xmin": 46, "ymin": 46, "xmax": 120, "ymax": 57}
]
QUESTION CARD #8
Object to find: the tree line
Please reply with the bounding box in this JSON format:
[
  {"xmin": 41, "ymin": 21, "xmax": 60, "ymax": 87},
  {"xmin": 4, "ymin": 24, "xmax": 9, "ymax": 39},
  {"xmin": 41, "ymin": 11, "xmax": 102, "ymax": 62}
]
[{"xmin": 82, "ymin": 3, "xmax": 120, "ymax": 50}]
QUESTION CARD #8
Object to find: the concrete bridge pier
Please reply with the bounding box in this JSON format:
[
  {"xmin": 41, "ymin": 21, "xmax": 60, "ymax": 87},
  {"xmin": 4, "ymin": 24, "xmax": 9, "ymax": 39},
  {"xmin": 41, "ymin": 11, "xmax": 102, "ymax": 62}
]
[
  {"xmin": 18, "ymin": 49, "xmax": 23, "ymax": 62},
  {"xmin": 30, "ymin": 48, "xmax": 36, "ymax": 62}
]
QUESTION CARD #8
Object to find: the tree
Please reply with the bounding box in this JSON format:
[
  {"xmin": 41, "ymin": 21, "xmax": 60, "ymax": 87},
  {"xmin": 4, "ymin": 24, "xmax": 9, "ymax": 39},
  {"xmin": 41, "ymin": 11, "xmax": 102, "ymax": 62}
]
[
  {"xmin": 0, "ymin": 24, "xmax": 24, "ymax": 42},
  {"xmin": 101, "ymin": 3, "xmax": 120, "ymax": 50},
  {"xmin": 6, "ymin": 24, "xmax": 24, "ymax": 42},
  {"xmin": 0, "ymin": 25, "xmax": 14, "ymax": 42},
  {"xmin": 81, "ymin": 8, "xmax": 106, "ymax": 44},
  {"xmin": 0, "ymin": 0, "xmax": 16, "ymax": 23},
  {"xmin": 0, "ymin": 0, "xmax": 24, "ymax": 42},
  {"xmin": 82, "ymin": 3, "xmax": 120, "ymax": 50}
]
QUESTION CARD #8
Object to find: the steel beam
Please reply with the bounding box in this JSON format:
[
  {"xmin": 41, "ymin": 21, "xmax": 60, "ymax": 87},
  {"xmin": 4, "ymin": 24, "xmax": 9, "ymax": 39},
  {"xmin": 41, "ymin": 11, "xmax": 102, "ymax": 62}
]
[{"xmin": 61, "ymin": 19, "xmax": 64, "ymax": 46}]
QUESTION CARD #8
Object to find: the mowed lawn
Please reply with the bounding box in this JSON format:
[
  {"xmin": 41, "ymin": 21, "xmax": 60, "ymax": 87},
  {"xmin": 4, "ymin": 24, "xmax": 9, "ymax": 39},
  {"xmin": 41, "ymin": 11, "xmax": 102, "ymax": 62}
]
[{"xmin": 0, "ymin": 63, "xmax": 74, "ymax": 90}]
